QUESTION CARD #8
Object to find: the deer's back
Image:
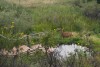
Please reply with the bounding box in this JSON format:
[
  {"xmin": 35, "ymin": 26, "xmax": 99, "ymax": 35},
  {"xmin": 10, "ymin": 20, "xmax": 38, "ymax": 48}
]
[{"xmin": 61, "ymin": 32, "xmax": 73, "ymax": 38}]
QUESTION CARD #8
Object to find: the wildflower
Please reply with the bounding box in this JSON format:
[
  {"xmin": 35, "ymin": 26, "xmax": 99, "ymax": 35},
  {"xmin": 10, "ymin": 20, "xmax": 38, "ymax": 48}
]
[
  {"xmin": 11, "ymin": 25, "xmax": 14, "ymax": 28},
  {"xmin": 31, "ymin": 41, "xmax": 34, "ymax": 44},
  {"xmin": 4, "ymin": 26, "xmax": 8, "ymax": 29},
  {"xmin": 2, "ymin": 30, "xmax": 4, "ymax": 34},
  {"xmin": 12, "ymin": 22, "xmax": 15, "ymax": 24},
  {"xmin": 78, "ymin": 43, "xmax": 80, "ymax": 45},
  {"xmin": 20, "ymin": 32, "xmax": 24, "ymax": 36},
  {"xmin": 32, "ymin": 42, "xmax": 34, "ymax": 44}
]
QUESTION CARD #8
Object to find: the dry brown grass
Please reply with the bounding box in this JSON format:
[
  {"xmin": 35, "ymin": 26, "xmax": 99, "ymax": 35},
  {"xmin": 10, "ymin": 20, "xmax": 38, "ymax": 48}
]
[{"xmin": 5, "ymin": 0, "xmax": 58, "ymax": 7}]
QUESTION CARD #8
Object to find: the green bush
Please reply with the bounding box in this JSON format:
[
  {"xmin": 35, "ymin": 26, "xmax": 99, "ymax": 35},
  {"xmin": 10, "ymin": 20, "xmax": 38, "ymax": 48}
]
[{"xmin": 82, "ymin": 2, "xmax": 100, "ymax": 19}]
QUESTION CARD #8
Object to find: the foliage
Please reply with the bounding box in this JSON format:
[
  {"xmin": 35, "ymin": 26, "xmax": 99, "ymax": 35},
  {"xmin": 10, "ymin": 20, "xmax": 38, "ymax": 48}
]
[
  {"xmin": 0, "ymin": 51, "xmax": 100, "ymax": 67},
  {"xmin": 0, "ymin": 0, "xmax": 100, "ymax": 67}
]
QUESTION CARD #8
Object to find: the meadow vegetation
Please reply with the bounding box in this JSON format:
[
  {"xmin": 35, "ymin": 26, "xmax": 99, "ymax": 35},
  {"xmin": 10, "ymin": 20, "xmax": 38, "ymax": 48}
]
[{"xmin": 0, "ymin": 0, "xmax": 100, "ymax": 67}]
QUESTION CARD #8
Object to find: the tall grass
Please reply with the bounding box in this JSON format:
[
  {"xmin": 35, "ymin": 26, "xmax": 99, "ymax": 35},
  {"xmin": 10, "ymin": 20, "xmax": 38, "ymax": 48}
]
[
  {"xmin": 0, "ymin": 0, "xmax": 100, "ymax": 49},
  {"xmin": 0, "ymin": 0, "xmax": 100, "ymax": 67}
]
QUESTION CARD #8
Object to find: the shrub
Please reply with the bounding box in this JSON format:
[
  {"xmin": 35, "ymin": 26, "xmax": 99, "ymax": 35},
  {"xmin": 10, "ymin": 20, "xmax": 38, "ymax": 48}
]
[{"xmin": 82, "ymin": 2, "xmax": 100, "ymax": 19}]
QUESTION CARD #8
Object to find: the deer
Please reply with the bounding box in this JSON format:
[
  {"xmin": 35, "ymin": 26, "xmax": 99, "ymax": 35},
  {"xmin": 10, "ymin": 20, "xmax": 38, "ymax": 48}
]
[{"xmin": 57, "ymin": 28, "xmax": 73, "ymax": 38}]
